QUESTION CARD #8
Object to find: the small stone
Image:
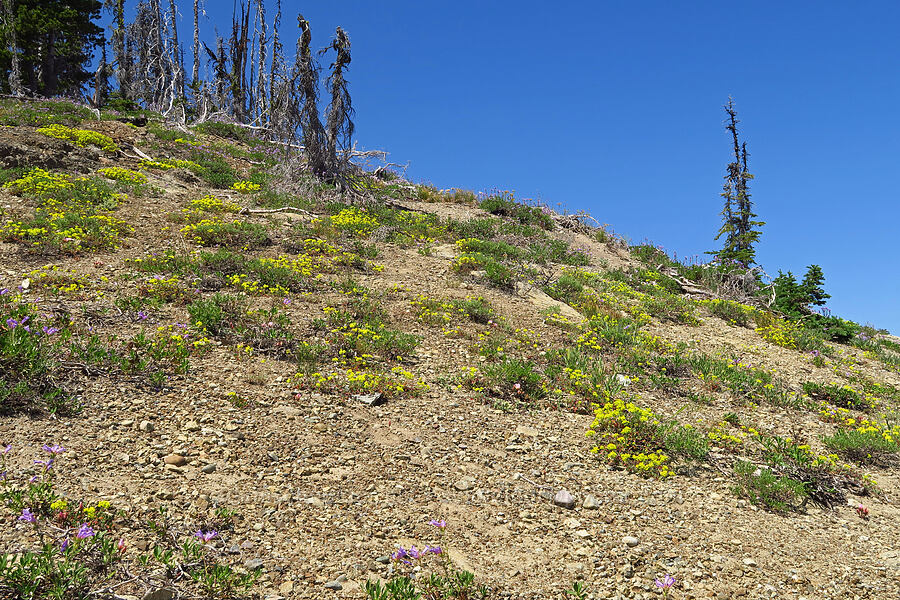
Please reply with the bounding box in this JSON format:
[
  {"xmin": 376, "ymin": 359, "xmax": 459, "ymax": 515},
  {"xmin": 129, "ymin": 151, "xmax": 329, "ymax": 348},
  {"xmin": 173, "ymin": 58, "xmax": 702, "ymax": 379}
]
[
  {"xmin": 184, "ymin": 420, "xmax": 200, "ymax": 432},
  {"xmin": 576, "ymin": 529, "xmax": 591, "ymax": 539},
  {"xmin": 582, "ymin": 494, "xmax": 600, "ymax": 509},
  {"xmin": 553, "ymin": 490, "xmax": 576, "ymax": 509},
  {"xmin": 201, "ymin": 463, "xmax": 217, "ymax": 474},
  {"xmin": 163, "ymin": 454, "xmax": 186, "ymax": 467},
  {"xmin": 141, "ymin": 589, "xmax": 175, "ymax": 600},
  {"xmin": 139, "ymin": 420, "xmax": 154, "ymax": 432},
  {"xmin": 515, "ymin": 425, "xmax": 538, "ymax": 437},
  {"xmin": 20, "ymin": 278, "xmax": 30, "ymax": 290},
  {"xmin": 622, "ymin": 536, "xmax": 640, "ymax": 547},
  {"xmin": 324, "ymin": 580, "xmax": 343, "ymax": 590},
  {"xmin": 306, "ymin": 497, "xmax": 325, "ymax": 509},
  {"xmin": 615, "ymin": 373, "xmax": 630, "ymax": 387},
  {"xmin": 244, "ymin": 558, "xmax": 264, "ymax": 570},
  {"xmin": 743, "ymin": 557, "xmax": 758, "ymax": 567},
  {"xmin": 454, "ymin": 477, "xmax": 475, "ymax": 491},
  {"xmin": 279, "ymin": 581, "xmax": 294, "ymax": 594},
  {"xmin": 353, "ymin": 392, "xmax": 385, "ymax": 407}
]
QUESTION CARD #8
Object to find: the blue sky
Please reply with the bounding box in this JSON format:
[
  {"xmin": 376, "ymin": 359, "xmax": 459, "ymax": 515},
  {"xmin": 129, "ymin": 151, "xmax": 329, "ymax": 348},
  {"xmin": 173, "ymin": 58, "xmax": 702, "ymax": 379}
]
[{"xmin": 125, "ymin": 1, "xmax": 900, "ymax": 332}]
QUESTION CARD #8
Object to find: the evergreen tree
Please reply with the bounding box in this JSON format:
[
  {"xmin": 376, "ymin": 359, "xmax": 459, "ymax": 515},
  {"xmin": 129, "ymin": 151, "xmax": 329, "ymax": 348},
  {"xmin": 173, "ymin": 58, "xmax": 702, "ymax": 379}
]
[
  {"xmin": 0, "ymin": 0, "xmax": 104, "ymax": 96},
  {"xmin": 715, "ymin": 98, "xmax": 764, "ymax": 266},
  {"xmin": 773, "ymin": 265, "xmax": 830, "ymax": 318},
  {"xmin": 800, "ymin": 264, "xmax": 830, "ymax": 307}
]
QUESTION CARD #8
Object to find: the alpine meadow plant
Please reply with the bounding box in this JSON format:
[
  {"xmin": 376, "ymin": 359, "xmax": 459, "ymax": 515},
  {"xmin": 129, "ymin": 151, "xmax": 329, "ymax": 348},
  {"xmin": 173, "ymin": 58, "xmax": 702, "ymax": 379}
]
[{"xmin": 365, "ymin": 519, "xmax": 491, "ymax": 600}]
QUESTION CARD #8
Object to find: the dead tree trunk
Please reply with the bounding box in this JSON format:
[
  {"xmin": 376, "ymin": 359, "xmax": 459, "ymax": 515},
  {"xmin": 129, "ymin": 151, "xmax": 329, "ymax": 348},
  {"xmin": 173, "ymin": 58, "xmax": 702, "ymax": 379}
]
[
  {"xmin": 295, "ymin": 14, "xmax": 326, "ymax": 175},
  {"xmin": 3, "ymin": 0, "xmax": 23, "ymax": 96},
  {"xmin": 321, "ymin": 27, "xmax": 354, "ymax": 177}
]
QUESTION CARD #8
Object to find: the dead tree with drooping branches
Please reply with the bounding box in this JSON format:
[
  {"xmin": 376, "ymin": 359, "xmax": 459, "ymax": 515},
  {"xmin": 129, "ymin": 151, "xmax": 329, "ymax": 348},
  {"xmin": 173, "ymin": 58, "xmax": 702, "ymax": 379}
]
[
  {"xmin": 294, "ymin": 14, "xmax": 326, "ymax": 175},
  {"xmin": 320, "ymin": 26, "xmax": 354, "ymax": 179}
]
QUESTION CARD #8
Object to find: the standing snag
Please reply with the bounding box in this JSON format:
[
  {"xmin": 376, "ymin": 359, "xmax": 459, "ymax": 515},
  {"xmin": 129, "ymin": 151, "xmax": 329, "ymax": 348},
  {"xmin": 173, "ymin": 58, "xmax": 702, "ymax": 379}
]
[{"xmin": 321, "ymin": 26, "xmax": 354, "ymax": 179}]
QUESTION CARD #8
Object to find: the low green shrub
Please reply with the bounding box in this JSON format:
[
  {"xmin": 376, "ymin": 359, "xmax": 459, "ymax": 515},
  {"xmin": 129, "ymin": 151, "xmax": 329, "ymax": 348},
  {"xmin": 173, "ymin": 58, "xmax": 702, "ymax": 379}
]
[{"xmin": 733, "ymin": 460, "xmax": 808, "ymax": 513}]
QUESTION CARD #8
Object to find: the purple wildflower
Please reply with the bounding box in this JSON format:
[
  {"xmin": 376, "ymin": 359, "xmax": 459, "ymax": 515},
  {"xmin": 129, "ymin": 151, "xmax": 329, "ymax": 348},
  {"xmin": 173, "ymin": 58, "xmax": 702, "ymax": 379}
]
[
  {"xmin": 18, "ymin": 508, "xmax": 37, "ymax": 523},
  {"xmin": 5, "ymin": 318, "xmax": 18, "ymax": 329},
  {"xmin": 428, "ymin": 519, "xmax": 447, "ymax": 528},
  {"xmin": 34, "ymin": 459, "xmax": 54, "ymax": 471},
  {"xmin": 655, "ymin": 574, "xmax": 676, "ymax": 589},
  {"xmin": 42, "ymin": 444, "xmax": 65, "ymax": 454},
  {"xmin": 76, "ymin": 524, "xmax": 95, "ymax": 539},
  {"xmin": 391, "ymin": 547, "xmax": 410, "ymax": 563},
  {"xmin": 194, "ymin": 529, "xmax": 218, "ymax": 543},
  {"xmin": 1, "ymin": 444, "xmax": 10, "ymax": 454},
  {"xmin": 425, "ymin": 545, "xmax": 443, "ymax": 555},
  {"xmin": 61, "ymin": 537, "xmax": 70, "ymax": 551},
  {"xmin": 137, "ymin": 310, "xmax": 148, "ymax": 321},
  {"xmin": 41, "ymin": 326, "xmax": 60, "ymax": 335}
]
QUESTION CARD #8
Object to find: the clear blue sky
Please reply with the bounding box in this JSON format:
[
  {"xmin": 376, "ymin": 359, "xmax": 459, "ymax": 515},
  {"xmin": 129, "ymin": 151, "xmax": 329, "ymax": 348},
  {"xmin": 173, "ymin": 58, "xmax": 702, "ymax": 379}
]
[{"xmin": 126, "ymin": 1, "xmax": 900, "ymax": 332}]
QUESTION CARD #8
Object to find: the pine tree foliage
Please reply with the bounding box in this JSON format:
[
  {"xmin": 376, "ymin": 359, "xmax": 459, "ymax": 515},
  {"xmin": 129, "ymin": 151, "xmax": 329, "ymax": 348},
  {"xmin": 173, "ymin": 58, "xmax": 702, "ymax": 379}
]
[{"xmin": 0, "ymin": 0, "xmax": 104, "ymax": 96}]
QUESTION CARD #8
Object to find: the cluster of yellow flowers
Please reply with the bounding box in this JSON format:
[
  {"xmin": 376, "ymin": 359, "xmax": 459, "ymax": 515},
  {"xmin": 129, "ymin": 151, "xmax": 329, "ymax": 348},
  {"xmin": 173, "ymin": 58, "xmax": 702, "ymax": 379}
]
[
  {"xmin": 1, "ymin": 168, "xmax": 132, "ymax": 251},
  {"xmin": 755, "ymin": 318, "xmax": 805, "ymax": 350},
  {"xmin": 23, "ymin": 265, "xmax": 88, "ymax": 295},
  {"xmin": 140, "ymin": 158, "xmax": 201, "ymax": 171},
  {"xmin": 37, "ymin": 124, "xmax": 118, "ymax": 152},
  {"xmin": 98, "ymin": 167, "xmax": 147, "ymax": 185},
  {"xmin": 586, "ymin": 398, "xmax": 673, "ymax": 478},
  {"xmin": 190, "ymin": 194, "xmax": 240, "ymax": 213},
  {"xmin": 328, "ymin": 207, "xmax": 380, "ymax": 237},
  {"xmin": 294, "ymin": 366, "xmax": 428, "ymax": 399},
  {"xmin": 232, "ymin": 180, "xmax": 261, "ymax": 193}
]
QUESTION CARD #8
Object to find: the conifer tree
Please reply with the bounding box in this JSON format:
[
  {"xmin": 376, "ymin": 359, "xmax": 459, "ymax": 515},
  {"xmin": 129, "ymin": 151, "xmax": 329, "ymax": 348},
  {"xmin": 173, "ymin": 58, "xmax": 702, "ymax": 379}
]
[{"xmin": 715, "ymin": 98, "xmax": 764, "ymax": 267}]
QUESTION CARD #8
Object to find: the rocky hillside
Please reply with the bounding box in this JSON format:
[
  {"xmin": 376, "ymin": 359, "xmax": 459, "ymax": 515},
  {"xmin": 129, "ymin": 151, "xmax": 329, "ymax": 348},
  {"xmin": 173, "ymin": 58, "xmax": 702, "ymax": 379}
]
[{"xmin": 1, "ymin": 98, "xmax": 899, "ymax": 600}]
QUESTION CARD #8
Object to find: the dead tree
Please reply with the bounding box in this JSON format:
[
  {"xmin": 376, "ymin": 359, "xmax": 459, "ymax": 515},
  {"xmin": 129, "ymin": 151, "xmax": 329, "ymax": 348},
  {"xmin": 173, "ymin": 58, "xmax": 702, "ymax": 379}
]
[
  {"xmin": 252, "ymin": 0, "xmax": 267, "ymax": 124},
  {"xmin": 321, "ymin": 27, "xmax": 354, "ymax": 178},
  {"xmin": 295, "ymin": 14, "xmax": 326, "ymax": 175},
  {"xmin": 93, "ymin": 43, "xmax": 109, "ymax": 107},
  {"xmin": 3, "ymin": 0, "xmax": 23, "ymax": 96},
  {"xmin": 191, "ymin": 0, "xmax": 201, "ymax": 86},
  {"xmin": 167, "ymin": 0, "xmax": 184, "ymax": 102}
]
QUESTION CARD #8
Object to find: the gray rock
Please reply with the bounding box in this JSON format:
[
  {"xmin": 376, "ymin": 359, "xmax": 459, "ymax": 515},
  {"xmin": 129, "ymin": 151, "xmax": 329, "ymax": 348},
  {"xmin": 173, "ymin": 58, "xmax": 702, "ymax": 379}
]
[
  {"xmin": 553, "ymin": 490, "xmax": 576, "ymax": 509},
  {"xmin": 622, "ymin": 535, "xmax": 640, "ymax": 547},
  {"xmin": 201, "ymin": 463, "xmax": 217, "ymax": 474},
  {"xmin": 244, "ymin": 558, "xmax": 264, "ymax": 570},
  {"xmin": 141, "ymin": 589, "xmax": 175, "ymax": 600},
  {"xmin": 139, "ymin": 420, "xmax": 154, "ymax": 432},
  {"xmin": 305, "ymin": 497, "xmax": 325, "ymax": 509},
  {"xmin": 324, "ymin": 580, "xmax": 343, "ymax": 590},
  {"xmin": 582, "ymin": 494, "xmax": 600, "ymax": 509},
  {"xmin": 455, "ymin": 477, "xmax": 475, "ymax": 491},
  {"xmin": 353, "ymin": 392, "xmax": 385, "ymax": 407}
]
